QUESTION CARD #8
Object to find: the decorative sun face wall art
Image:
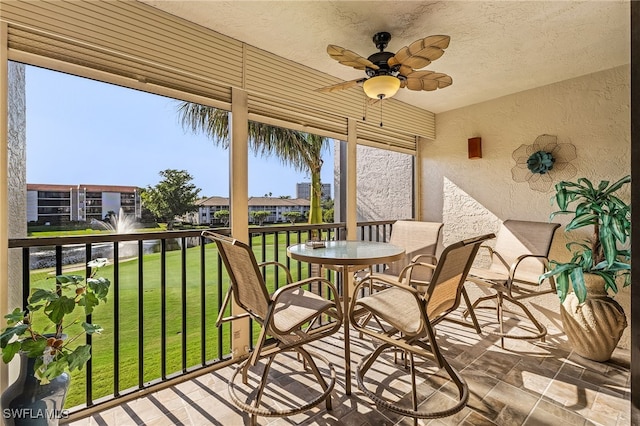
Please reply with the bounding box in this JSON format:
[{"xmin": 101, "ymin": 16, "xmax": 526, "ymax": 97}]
[{"xmin": 511, "ymin": 134, "xmax": 577, "ymax": 192}]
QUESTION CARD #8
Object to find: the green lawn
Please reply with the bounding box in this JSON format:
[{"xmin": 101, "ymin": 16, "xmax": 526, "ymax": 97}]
[{"xmin": 28, "ymin": 232, "xmax": 321, "ymax": 408}]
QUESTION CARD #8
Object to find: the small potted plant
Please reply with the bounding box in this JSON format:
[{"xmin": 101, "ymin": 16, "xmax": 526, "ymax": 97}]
[
  {"xmin": 0, "ymin": 258, "xmax": 111, "ymax": 425},
  {"xmin": 540, "ymin": 175, "xmax": 630, "ymax": 361}
]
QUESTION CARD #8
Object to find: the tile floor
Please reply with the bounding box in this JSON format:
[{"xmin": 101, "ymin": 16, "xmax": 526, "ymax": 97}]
[{"xmin": 65, "ymin": 313, "xmax": 630, "ymax": 426}]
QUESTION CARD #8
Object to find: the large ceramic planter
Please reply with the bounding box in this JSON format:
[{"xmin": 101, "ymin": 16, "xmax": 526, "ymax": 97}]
[
  {"xmin": 560, "ymin": 274, "xmax": 627, "ymax": 362},
  {"xmin": 0, "ymin": 353, "xmax": 70, "ymax": 426}
]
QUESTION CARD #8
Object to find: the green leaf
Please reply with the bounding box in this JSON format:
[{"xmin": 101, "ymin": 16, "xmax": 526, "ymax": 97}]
[
  {"xmin": 4, "ymin": 308, "xmax": 26, "ymax": 324},
  {"xmin": 79, "ymin": 292, "xmax": 99, "ymax": 315},
  {"xmin": 87, "ymin": 277, "xmax": 111, "ymax": 300},
  {"xmin": 602, "ymin": 175, "xmax": 631, "ymax": 195},
  {"xmin": 2, "ymin": 341, "xmax": 21, "ymax": 363},
  {"xmin": 611, "ymin": 216, "xmax": 628, "ymax": 243},
  {"xmin": 0, "ymin": 324, "xmax": 29, "ymax": 348},
  {"xmin": 45, "ymin": 296, "xmax": 77, "ymax": 324},
  {"xmin": 566, "ymin": 213, "xmax": 598, "ymax": 231},
  {"xmin": 87, "ymin": 258, "xmax": 109, "ymax": 269},
  {"xmin": 54, "ymin": 274, "xmax": 84, "ymax": 284},
  {"xmin": 555, "ymin": 187, "xmax": 568, "ymax": 210},
  {"xmin": 66, "ymin": 344, "xmax": 92, "ymax": 371},
  {"xmin": 21, "ymin": 337, "xmax": 47, "ymax": 358},
  {"xmin": 82, "ymin": 322, "xmax": 104, "ymax": 335},
  {"xmin": 555, "ymin": 270, "xmax": 569, "ymax": 303},
  {"xmin": 569, "ymin": 268, "xmax": 587, "ymax": 303},
  {"xmin": 39, "ymin": 358, "xmax": 67, "ymax": 382},
  {"xmin": 29, "ymin": 288, "xmax": 59, "ymax": 304},
  {"xmin": 595, "ymin": 271, "xmax": 618, "ymax": 294},
  {"xmin": 594, "ymin": 260, "xmax": 630, "ymax": 271}
]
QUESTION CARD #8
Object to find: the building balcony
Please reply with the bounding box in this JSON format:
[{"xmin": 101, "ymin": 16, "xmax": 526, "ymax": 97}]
[{"xmin": 7, "ymin": 221, "xmax": 630, "ymax": 425}]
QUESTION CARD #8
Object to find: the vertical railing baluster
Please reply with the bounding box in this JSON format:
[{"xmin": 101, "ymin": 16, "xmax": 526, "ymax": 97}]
[
  {"xmin": 55, "ymin": 245, "xmax": 62, "ymax": 277},
  {"xmin": 274, "ymin": 232, "xmax": 280, "ymax": 288},
  {"xmin": 217, "ymin": 252, "xmax": 224, "ymax": 359},
  {"xmin": 248, "ymin": 236, "xmax": 255, "ymax": 344},
  {"xmin": 113, "ymin": 242, "xmax": 120, "ymax": 397},
  {"xmin": 85, "ymin": 243, "xmax": 93, "ymax": 406},
  {"xmin": 21, "ymin": 247, "xmax": 29, "ymax": 308},
  {"xmin": 160, "ymin": 239, "xmax": 167, "ymax": 380},
  {"xmin": 137, "ymin": 240, "xmax": 144, "ymax": 388},
  {"xmin": 296, "ymin": 231, "xmax": 302, "ymax": 281},
  {"xmin": 285, "ymin": 232, "xmax": 291, "ymax": 271},
  {"xmin": 260, "ymin": 233, "xmax": 267, "ymax": 279},
  {"xmin": 200, "ymin": 235, "xmax": 206, "ymax": 365},
  {"xmin": 181, "ymin": 237, "xmax": 187, "ymax": 372}
]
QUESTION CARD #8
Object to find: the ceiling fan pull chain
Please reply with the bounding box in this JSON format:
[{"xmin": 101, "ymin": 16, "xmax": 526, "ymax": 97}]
[
  {"xmin": 379, "ymin": 98, "xmax": 384, "ymax": 127},
  {"xmin": 362, "ymin": 94, "xmax": 367, "ymax": 121}
]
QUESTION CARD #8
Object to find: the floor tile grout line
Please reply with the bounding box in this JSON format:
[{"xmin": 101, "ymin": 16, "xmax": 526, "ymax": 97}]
[{"xmin": 519, "ymin": 348, "xmax": 595, "ymax": 426}]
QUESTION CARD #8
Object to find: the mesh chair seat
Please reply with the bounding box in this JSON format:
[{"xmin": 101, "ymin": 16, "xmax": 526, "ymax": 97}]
[
  {"xmin": 273, "ymin": 287, "xmax": 336, "ymax": 334},
  {"xmin": 355, "ymin": 287, "xmax": 423, "ymax": 335}
]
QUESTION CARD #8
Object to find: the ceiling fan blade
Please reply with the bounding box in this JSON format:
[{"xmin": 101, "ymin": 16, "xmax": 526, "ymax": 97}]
[
  {"xmin": 316, "ymin": 78, "xmax": 366, "ymax": 93},
  {"xmin": 397, "ymin": 64, "xmax": 414, "ymax": 77},
  {"xmin": 404, "ymin": 70, "xmax": 453, "ymax": 91},
  {"xmin": 327, "ymin": 45, "xmax": 379, "ymax": 70},
  {"xmin": 388, "ymin": 35, "xmax": 450, "ymax": 70}
]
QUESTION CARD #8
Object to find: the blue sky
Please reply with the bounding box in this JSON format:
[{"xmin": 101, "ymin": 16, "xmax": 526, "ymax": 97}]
[{"xmin": 25, "ymin": 65, "xmax": 334, "ymax": 198}]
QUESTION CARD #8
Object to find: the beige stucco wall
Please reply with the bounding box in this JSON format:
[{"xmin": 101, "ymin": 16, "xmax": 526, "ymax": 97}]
[
  {"xmin": 334, "ymin": 142, "xmax": 413, "ymax": 225},
  {"xmin": 7, "ymin": 62, "xmax": 26, "ymax": 380},
  {"xmin": 8, "ymin": 62, "xmax": 26, "ymax": 307},
  {"xmin": 421, "ymin": 65, "xmax": 631, "ymax": 348}
]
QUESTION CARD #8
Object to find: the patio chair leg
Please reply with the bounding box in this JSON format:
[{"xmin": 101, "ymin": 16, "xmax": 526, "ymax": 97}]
[
  {"xmin": 462, "ymin": 287, "xmax": 482, "ymax": 334},
  {"xmin": 253, "ymin": 355, "xmax": 277, "ymax": 414},
  {"xmin": 505, "ymin": 296, "xmax": 547, "ymax": 342},
  {"xmin": 497, "ymin": 292, "xmax": 505, "ymax": 348},
  {"xmin": 296, "ymin": 347, "xmax": 335, "ymax": 410},
  {"xmin": 409, "ymin": 352, "xmax": 418, "ymax": 426}
]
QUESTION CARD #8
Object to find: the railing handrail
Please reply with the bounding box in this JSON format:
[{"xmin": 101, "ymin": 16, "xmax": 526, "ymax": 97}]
[{"xmin": 9, "ymin": 220, "xmax": 399, "ymax": 248}]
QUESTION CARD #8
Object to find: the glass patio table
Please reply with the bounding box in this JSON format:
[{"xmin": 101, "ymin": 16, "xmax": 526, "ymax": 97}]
[{"xmin": 286, "ymin": 240, "xmax": 405, "ymax": 394}]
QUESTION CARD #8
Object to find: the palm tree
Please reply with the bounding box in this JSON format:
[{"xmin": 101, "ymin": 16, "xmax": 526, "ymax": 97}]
[{"xmin": 178, "ymin": 103, "xmax": 328, "ymax": 228}]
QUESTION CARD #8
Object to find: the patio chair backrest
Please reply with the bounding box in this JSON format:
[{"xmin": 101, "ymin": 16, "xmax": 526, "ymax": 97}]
[
  {"xmin": 425, "ymin": 233, "xmax": 494, "ymax": 319},
  {"xmin": 387, "ymin": 220, "xmax": 443, "ymax": 279},
  {"xmin": 489, "ymin": 220, "xmax": 560, "ymax": 282},
  {"xmin": 206, "ymin": 232, "xmax": 271, "ymax": 321}
]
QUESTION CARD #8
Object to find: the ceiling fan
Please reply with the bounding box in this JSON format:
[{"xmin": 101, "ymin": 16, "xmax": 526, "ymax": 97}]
[{"xmin": 318, "ymin": 32, "xmax": 452, "ymax": 100}]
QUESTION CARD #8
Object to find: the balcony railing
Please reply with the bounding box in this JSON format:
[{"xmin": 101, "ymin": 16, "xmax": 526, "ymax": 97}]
[{"xmin": 7, "ymin": 220, "xmax": 396, "ymax": 418}]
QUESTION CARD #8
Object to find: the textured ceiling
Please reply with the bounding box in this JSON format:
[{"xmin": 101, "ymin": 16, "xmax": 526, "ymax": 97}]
[{"xmin": 140, "ymin": 1, "xmax": 630, "ymax": 114}]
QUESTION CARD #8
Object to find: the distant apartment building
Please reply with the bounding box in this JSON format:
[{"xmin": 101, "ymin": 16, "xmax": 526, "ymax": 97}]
[
  {"xmin": 191, "ymin": 196, "xmax": 310, "ymax": 225},
  {"xmin": 296, "ymin": 182, "xmax": 331, "ymax": 200},
  {"xmin": 27, "ymin": 183, "xmax": 141, "ymax": 225}
]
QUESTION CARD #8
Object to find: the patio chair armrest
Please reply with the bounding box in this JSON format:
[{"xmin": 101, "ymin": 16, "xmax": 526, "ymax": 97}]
[
  {"xmin": 258, "ymin": 260, "xmax": 293, "ymax": 284},
  {"xmin": 399, "ymin": 261, "xmax": 437, "ymax": 283},
  {"xmin": 508, "ymin": 253, "xmax": 551, "ymax": 277},
  {"xmin": 410, "ymin": 253, "xmax": 438, "ymax": 264},
  {"xmin": 486, "ymin": 248, "xmax": 511, "ymax": 270},
  {"xmin": 479, "ymin": 244, "xmax": 495, "ymax": 255},
  {"xmin": 353, "ymin": 273, "xmax": 421, "ymax": 297}
]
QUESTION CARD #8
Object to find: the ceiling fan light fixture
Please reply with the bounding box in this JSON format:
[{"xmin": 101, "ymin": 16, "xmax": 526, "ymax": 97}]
[{"xmin": 362, "ymin": 75, "xmax": 400, "ymax": 99}]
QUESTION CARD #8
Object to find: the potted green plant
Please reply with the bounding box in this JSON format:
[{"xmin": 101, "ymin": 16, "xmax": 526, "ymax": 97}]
[
  {"xmin": 0, "ymin": 258, "xmax": 111, "ymax": 425},
  {"xmin": 540, "ymin": 175, "xmax": 630, "ymax": 361}
]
